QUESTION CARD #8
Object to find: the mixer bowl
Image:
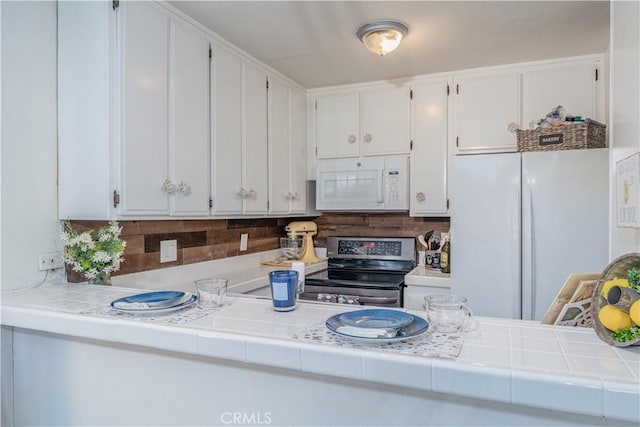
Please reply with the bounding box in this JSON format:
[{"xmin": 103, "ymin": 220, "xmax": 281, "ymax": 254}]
[{"xmin": 280, "ymin": 237, "xmax": 303, "ymax": 260}]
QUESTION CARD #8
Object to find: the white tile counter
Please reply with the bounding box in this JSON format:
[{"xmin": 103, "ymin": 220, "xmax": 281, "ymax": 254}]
[
  {"xmin": 2, "ymin": 281, "xmax": 639, "ymax": 426},
  {"xmin": 404, "ymin": 266, "xmax": 451, "ymax": 310},
  {"xmin": 108, "ymin": 249, "xmax": 327, "ymax": 294}
]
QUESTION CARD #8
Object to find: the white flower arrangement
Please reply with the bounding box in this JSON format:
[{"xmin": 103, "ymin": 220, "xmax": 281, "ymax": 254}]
[{"xmin": 61, "ymin": 220, "xmax": 126, "ymax": 281}]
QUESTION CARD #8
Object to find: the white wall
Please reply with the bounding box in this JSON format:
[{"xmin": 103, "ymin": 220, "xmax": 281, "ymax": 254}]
[
  {"xmin": 609, "ymin": 0, "xmax": 640, "ymax": 259},
  {"xmin": 1, "ymin": 1, "xmax": 59, "ymax": 291}
]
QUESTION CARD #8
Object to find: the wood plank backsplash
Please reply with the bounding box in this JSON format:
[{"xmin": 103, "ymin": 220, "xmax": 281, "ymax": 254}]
[{"xmin": 65, "ymin": 214, "xmax": 449, "ymax": 282}]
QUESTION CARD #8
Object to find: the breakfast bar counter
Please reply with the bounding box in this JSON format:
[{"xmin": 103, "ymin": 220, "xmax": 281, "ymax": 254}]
[{"xmin": 1, "ymin": 282, "xmax": 639, "ymax": 427}]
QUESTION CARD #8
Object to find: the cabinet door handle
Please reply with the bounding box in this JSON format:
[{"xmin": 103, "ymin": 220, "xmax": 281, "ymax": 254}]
[
  {"xmin": 162, "ymin": 179, "xmax": 175, "ymax": 194},
  {"xmin": 238, "ymin": 187, "xmax": 247, "ymax": 198},
  {"xmin": 348, "ymin": 134, "xmax": 357, "ymax": 144},
  {"xmin": 416, "ymin": 192, "xmax": 426, "ymax": 202},
  {"xmin": 177, "ymin": 181, "xmax": 192, "ymax": 197},
  {"xmin": 364, "ymin": 133, "xmax": 372, "ymax": 143},
  {"xmin": 248, "ymin": 189, "xmax": 257, "ymax": 199},
  {"xmin": 293, "ymin": 192, "xmax": 299, "ymax": 201}
]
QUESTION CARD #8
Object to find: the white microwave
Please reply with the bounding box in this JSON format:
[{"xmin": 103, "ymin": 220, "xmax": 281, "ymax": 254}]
[{"xmin": 316, "ymin": 156, "xmax": 409, "ymax": 211}]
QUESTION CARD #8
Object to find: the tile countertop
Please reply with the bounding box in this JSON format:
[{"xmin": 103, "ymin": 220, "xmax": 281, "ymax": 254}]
[
  {"xmin": 404, "ymin": 265, "xmax": 451, "ymax": 287},
  {"xmin": 108, "ymin": 249, "xmax": 327, "ymax": 294},
  {"xmin": 1, "ymin": 282, "xmax": 638, "ymax": 424}
]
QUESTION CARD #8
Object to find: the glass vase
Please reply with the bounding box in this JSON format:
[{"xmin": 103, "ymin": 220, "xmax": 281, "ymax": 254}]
[{"xmin": 88, "ymin": 272, "xmax": 112, "ymax": 286}]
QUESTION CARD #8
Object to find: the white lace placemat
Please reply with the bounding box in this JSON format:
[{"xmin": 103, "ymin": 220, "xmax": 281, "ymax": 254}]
[
  {"xmin": 80, "ymin": 304, "xmax": 222, "ymax": 325},
  {"xmin": 293, "ymin": 322, "xmax": 465, "ymax": 359}
]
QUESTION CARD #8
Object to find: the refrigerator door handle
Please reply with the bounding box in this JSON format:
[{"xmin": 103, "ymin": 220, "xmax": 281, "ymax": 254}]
[
  {"xmin": 522, "ymin": 182, "xmax": 534, "ymax": 320},
  {"xmin": 511, "ymin": 180, "xmax": 522, "ymax": 319}
]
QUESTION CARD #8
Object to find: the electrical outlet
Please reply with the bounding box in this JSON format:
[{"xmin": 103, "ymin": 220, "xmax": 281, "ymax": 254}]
[
  {"xmin": 39, "ymin": 252, "xmax": 64, "ymax": 271},
  {"xmin": 240, "ymin": 233, "xmax": 248, "ymax": 251},
  {"xmin": 160, "ymin": 240, "xmax": 178, "ymax": 263}
]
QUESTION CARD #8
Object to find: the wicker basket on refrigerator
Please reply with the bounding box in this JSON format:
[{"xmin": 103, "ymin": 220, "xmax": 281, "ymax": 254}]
[{"xmin": 517, "ymin": 119, "xmax": 606, "ymax": 152}]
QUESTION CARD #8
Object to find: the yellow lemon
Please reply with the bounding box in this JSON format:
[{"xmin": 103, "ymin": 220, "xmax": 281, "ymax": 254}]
[
  {"xmin": 601, "ymin": 278, "xmax": 631, "ymax": 299},
  {"xmin": 598, "ymin": 304, "xmax": 632, "ymax": 331},
  {"xmin": 630, "ymin": 300, "xmax": 640, "ymax": 326}
]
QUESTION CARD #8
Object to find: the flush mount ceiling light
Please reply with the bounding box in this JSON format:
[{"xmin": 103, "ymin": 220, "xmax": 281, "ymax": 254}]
[{"xmin": 356, "ymin": 20, "xmax": 409, "ymax": 56}]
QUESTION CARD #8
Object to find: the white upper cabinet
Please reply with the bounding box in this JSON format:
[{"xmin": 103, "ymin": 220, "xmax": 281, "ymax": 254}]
[
  {"xmin": 269, "ymin": 78, "xmax": 307, "ymax": 215},
  {"xmin": 451, "ymin": 71, "xmax": 521, "ymax": 154},
  {"xmin": 58, "ymin": 1, "xmax": 211, "ymax": 219},
  {"xmin": 211, "ymin": 43, "xmax": 243, "ymax": 215},
  {"xmin": 361, "ymin": 87, "xmax": 411, "ymax": 156},
  {"xmin": 243, "ymin": 62, "xmax": 269, "ymax": 215},
  {"xmin": 211, "ymin": 47, "xmax": 269, "ymax": 215},
  {"xmin": 314, "ymin": 87, "xmax": 410, "ymax": 159},
  {"xmin": 118, "ymin": 2, "xmax": 210, "ymax": 216},
  {"xmin": 410, "ymin": 79, "xmax": 450, "ymax": 216},
  {"xmin": 522, "ymin": 59, "xmax": 604, "ymax": 128},
  {"xmin": 315, "ymin": 93, "xmax": 360, "ymax": 158},
  {"xmin": 117, "ymin": 1, "xmax": 210, "ymax": 216},
  {"xmin": 170, "ymin": 19, "xmax": 211, "ymax": 216},
  {"xmin": 118, "ymin": 1, "xmax": 170, "ymax": 215},
  {"xmin": 290, "ymin": 90, "xmax": 308, "ymax": 213}
]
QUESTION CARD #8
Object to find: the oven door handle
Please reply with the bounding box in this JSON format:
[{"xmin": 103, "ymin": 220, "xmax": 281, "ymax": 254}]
[{"xmin": 357, "ymin": 296, "xmax": 398, "ymax": 305}]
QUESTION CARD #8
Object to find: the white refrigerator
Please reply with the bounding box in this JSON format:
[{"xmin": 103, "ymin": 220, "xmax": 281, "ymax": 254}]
[{"xmin": 449, "ymin": 148, "xmax": 609, "ymax": 320}]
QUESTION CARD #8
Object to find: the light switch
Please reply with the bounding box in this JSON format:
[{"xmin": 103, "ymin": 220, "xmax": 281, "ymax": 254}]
[{"xmin": 160, "ymin": 240, "xmax": 178, "ymax": 263}]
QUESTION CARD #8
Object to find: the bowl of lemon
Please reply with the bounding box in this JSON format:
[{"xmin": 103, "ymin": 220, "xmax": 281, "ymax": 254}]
[{"xmin": 592, "ymin": 253, "xmax": 640, "ymax": 347}]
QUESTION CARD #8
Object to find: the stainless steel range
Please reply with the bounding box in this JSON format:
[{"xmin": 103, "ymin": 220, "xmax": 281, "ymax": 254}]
[{"xmin": 301, "ymin": 236, "xmax": 416, "ymax": 307}]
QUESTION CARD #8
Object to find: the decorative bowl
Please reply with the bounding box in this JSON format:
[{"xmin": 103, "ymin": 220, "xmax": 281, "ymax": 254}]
[
  {"xmin": 280, "ymin": 237, "xmax": 302, "ymax": 260},
  {"xmin": 592, "ymin": 253, "xmax": 640, "ymax": 347}
]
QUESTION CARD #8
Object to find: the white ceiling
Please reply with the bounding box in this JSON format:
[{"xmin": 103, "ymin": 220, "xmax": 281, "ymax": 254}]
[{"xmin": 169, "ymin": 1, "xmax": 610, "ymax": 89}]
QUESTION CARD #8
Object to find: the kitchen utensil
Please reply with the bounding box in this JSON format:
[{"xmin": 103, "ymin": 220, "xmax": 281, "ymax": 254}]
[
  {"xmin": 285, "ymin": 221, "xmax": 322, "ymax": 263},
  {"xmin": 429, "ymin": 235, "xmax": 440, "ymax": 250},
  {"xmin": 417, "ymin": 234, "xmax": 429, "ymax": 249}
]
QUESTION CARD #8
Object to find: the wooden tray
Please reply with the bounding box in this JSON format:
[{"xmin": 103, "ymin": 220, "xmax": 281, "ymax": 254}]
[{"xmin": 592, "ymin": 253, "xmax": 640, "ymax": 347}]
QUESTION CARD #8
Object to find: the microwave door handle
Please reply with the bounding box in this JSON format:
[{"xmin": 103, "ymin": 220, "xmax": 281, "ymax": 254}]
[{"xmin": 378, "ymin": 170, "xmax": 385, "ymax": 203}]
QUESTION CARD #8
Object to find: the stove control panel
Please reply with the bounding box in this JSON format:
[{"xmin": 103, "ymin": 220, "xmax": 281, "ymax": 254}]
[{"xmin": 337, "ymin": 240, "xmax": 402, "ymax": 256}]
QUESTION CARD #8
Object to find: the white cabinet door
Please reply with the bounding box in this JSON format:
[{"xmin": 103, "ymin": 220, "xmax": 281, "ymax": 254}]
[
  {"xmin": 452, "ymin": 72, "xmax": 521, "ymax": 154},
  {"xmin": 410, "ymin": 79, "xmax": 449, "ymax": 216},
  {"xmin": 522, "ymin": 61, "xmax": 602, "ymax": 128},
  {"xmin": 171, "ymin": 19, "xmax": 210, "ymax": 216},
  {"xmin": 290, "ymin": 89, "xmax": 307, "ymax": 213},
  {"xmin": 315, "ymin": 93, "xmax": 360, "ymax": 158},
  {"xmin": 361, "ymin": 87, "xmax": 410, "ymax": 156},
  {"xmin": 243, "ymin": 62, "xmax": 269, "ymax": 214},
  {"xmin": 118, "ymin": 1, "xmax": 170, "ymax": 215},
  {"xmin": 269, "ymin": 83, "xmax": 307, "ymax": 215},
  {"xmin": 212, "ymin": 44, "xmax": 243, "ymax": 215},
  {"xmin": 268, "ymin": 77, "xmax": 291, "ymax": 215}
]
